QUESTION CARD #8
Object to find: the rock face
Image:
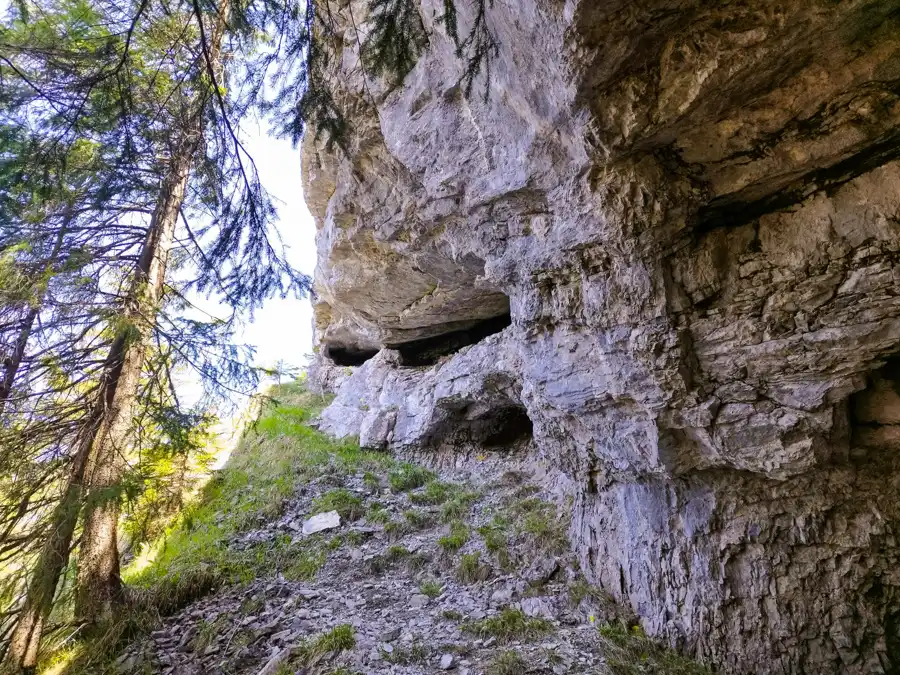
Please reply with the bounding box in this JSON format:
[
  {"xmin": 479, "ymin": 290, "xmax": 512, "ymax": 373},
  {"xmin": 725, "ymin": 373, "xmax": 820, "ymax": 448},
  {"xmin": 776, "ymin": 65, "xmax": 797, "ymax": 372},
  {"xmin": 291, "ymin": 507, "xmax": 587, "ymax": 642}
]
[{"xmin": 305, "ymin": 1, "xmax": 900, "ymax": 673}]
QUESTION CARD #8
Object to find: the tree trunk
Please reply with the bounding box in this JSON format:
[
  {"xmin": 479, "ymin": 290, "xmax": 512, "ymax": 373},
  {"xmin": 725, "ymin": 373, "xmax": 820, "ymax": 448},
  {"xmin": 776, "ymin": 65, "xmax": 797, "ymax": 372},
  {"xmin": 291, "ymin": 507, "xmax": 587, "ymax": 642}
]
[
  {"xmin": 74, "ymin": 145, "xmax": 190, "ymax": 620},
  {"xmin": 74, "ymin": 0, "xmax": 231, "ymax": 626},
  {"xmin": 3, "ymin": 4, "xmax": 229, "ymax": 668}
]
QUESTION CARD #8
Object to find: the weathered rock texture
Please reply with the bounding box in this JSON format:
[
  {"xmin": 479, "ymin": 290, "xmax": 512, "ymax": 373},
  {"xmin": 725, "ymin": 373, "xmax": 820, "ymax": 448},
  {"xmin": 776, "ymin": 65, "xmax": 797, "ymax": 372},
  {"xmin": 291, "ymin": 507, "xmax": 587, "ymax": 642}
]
[{"xmin": 305, "ymin": 1, "xmax": 900, "ymax": 672}]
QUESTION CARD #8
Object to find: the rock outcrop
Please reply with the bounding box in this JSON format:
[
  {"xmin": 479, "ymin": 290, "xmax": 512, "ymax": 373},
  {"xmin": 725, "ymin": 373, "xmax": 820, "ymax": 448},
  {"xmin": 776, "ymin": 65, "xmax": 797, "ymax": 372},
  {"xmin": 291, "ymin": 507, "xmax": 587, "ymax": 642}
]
[{"xmin": 305, "ymin": 1, "xmax": 900, "ymax": 673}]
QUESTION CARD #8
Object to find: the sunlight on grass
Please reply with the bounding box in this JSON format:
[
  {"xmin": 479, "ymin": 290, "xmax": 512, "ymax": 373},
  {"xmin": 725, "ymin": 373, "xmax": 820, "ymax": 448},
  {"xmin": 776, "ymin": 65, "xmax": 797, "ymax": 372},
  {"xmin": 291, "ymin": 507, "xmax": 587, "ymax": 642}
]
[{"xmin": 42, "ymin": 380, "xmax": 389, "ymax": 673}]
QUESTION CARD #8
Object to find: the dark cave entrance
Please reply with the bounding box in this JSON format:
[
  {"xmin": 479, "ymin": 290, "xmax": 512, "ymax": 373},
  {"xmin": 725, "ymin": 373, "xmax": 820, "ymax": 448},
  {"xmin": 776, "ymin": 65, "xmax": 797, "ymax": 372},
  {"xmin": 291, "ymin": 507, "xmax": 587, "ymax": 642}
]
[
  {"xmin": 427, "ymin": 402, "xmax": 534, "ymax": 451},
  {"xmin": 470, "ymin": 405, "xmax": 534, "ymax": 448},
  {"xmin": 323, "ymin": 344, "xmax": 380, "ymax": 367},
  {"xmin": 389, "ymin": 313, "xmax": 512, "ymax": 367}
]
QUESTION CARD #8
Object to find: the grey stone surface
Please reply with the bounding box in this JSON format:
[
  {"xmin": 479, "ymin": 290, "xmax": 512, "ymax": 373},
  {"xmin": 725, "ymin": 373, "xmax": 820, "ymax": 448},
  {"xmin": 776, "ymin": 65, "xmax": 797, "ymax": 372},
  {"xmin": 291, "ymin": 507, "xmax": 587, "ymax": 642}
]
[
  {"xmin": 305, "ymin": 1, "xmax": 900, "ymax": 673},
  {"xmin": 302, "ymin": 511, "xmax": 341, "ymax": 535}
]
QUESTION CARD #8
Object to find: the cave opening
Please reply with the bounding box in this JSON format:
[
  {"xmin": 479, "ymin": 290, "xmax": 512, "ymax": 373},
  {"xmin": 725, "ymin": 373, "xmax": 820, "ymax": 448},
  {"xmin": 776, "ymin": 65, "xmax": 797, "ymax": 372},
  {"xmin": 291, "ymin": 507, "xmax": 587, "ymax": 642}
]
[
  {"xmin": 390, "ymin": 312, "xmax": 512, "ymax": 367},
  {"xmin": 849, "ymin": 355, "xmax": 900, "ymax": 453},
  {"xmin": 471, "ymin": 405, "xmax": 534, "ymax": 448},
  {"xmin": 427, "ymin": 403, "xmax": 534, "ymax": 451},
  {"xmin": 323, "ymin": 344, "xmax": 380, "ymax": 367}
]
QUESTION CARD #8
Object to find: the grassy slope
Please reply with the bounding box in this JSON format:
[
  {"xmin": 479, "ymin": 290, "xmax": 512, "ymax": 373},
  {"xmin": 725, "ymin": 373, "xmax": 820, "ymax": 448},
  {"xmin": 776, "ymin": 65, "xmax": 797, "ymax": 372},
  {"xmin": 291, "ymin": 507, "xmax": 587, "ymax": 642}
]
[{"xmin": 41, "ymin": 380, "xmax": 711, "ymax": 675}]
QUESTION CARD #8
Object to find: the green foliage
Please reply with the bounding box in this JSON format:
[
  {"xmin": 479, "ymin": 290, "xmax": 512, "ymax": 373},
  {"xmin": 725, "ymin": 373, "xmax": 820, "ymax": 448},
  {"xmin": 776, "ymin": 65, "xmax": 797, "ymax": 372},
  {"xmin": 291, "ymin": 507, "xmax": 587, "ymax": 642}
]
[
  {"xmin": 439, "ymin": 489, "xmax": 479, "ymax": 523},
  {"xmin": 419, "ymin": 579, "xmax": 443, "ymax": 598},
  {"xmin": 123, "ymin": 384, "xmax": 370, "ymax": 610},
  {"xmin": 501, "ymin": 494, "xmax": 568, "ymax": 554},
  {"xmin": 291, "ymin": 624, "xmax": 357, "ymax": 669},
  {"xmin": 457, "ymin": 551, "xmax": 490, "ymax": 584},
  {"xmin": 597, "ymin": 622, "xmax": 713, "ymax": 675},
  {"xmin": 366, "ymin": 502, "xmax": 391, "ymax": 524},
  {"xmin": 360, "ymin": 0, "xmax": 429, "ymax": 85},
  {"xmin": 409, "ymin": 480, "xmax": 456, "ymax": 505},
  {"xmin": 313, "ymin": 488, "xmax": 364, "ymax": 521},
  {"xmin": 388, "ymin": 462, "xmax": 435, "ymax": 492},
  {"xmin": 283, "ymin": 549, "xmax": 326, "ymax": 581},
  {"xmin": 461, "ymin": 608, "xmax": 554, "ymax": 644},
  {"xmin": 438, "ymin": 521, "xmax": 469, "ymax": 553},
  {"xmin": 380, "ymin": 640, "xmax": 431, "ymax": 665},
  {"xmin": 486, "ymin": 650, "xmax": 529, "ymax": 675},
  {"xmin": 477, "ymin": 523, "xmax": 508, "ymax": 557},
  {"xmin": 403, "ymin": 509, "xmax": 433, "ymax": 529}
]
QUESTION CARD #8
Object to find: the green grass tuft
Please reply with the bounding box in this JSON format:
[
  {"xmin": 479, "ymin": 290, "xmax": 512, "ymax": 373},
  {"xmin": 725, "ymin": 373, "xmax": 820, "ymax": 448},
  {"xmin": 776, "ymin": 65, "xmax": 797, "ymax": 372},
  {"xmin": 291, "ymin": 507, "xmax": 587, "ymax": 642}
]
[
  {"xmin": 461, "ymin": 608, "xmax": 554, "ymax": 644},
  {"xmin": 313, "ymin": 488, "xmax": 364, "ymax": 521},
  {"xmin": 598, "ymin": 622, "xmax": 713, "ymax": 675},
  {"xmin": 388, "ymin": 463, "xmax": 435, "ymax": 492},
  {"xmin": 380, "ymin": 641, "xmax": 431, "ymax": 665},
  {"xmin": 457, "ymin": 551, "xmax": 491, "ymax": 584},
  {"xmin": 486, "ymin": 650, "xmax": 529, "ymax": 675},
  {"xmin": 438, "ymin": 521, "xmax": 469, "ymax": 553},
  {"xmin": 419, "ymin": 579, "xmax": 443, "ymax": 598}
]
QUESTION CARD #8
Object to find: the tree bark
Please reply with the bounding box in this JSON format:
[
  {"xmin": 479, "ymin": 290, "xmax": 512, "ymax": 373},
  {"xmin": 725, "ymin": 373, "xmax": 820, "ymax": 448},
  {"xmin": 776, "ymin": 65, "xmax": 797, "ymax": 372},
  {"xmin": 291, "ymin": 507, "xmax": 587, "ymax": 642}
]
[
  {"xmin": 74, "ymin": 0, "xmax": 231, "ymax": 626},
  {"xmin": 3, "ymin": 4, "xmax": 229, "ymax": 669},
  {"xmin": 74, "ymin": 144, "xmax": 190, "ymax": 620}
]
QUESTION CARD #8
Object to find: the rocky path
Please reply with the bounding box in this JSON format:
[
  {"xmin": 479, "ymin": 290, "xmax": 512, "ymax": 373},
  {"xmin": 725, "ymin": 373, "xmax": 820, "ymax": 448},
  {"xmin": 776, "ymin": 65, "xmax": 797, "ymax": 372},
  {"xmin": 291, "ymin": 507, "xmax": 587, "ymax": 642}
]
[{"xmin": 115, "ymin": 455, "xmax": 641, "ymax": 675}]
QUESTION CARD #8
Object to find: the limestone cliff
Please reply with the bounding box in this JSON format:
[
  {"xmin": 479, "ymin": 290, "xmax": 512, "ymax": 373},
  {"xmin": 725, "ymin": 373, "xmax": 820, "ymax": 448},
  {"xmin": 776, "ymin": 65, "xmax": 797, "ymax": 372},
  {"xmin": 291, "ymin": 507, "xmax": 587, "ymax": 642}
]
[{"xmin": 303, "ymin": 1, "xmax": 900, "ymax": 673}]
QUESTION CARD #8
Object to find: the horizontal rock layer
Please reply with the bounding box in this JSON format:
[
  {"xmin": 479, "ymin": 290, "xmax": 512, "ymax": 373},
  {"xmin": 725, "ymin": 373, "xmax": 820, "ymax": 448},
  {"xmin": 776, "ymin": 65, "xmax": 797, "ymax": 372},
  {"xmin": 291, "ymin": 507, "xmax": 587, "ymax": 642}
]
[{"xmin": 305, "ymin": 1, "xmax": 900, "ymax": 672}]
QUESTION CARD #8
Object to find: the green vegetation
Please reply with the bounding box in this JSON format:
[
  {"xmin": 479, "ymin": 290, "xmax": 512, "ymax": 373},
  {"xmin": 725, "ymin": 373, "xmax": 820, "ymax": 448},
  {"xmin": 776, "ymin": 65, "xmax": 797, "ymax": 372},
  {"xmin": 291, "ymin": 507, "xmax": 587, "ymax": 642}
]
[
  {"xmin": 388, "ymin": 463, "xmax": 435, "ymax": 492},
  {"xmin": 283, "ymin": 548, "xmax": 327, "ymax": 581},
  {"xmin": 486, "ymin": 650, "xmax": 529, "ymax": 675},
  {"xmin": 477, "ymin": 522, "xmax": 511, "ymax": 570},
  {"xmin": 462, "ymin": 608, "xmax": 555, "ymax": 644},
  {"xmin": 366, "ymin": 501, "xmax": 391, "ymax": 524},
  {"xmin": 440, "ymin": 489, "xmax": 480, "ymax": 523},
  {"xmin": 404, "ymin": 509, "xmax": 434, "ymax": 529},
  {"xmin": 380, "ymin": 641, "xmax": 431, "ymax": 665},
  {"xmin": 290, "ymin": 625, "xmax": 357, "ymax": 669},
  {"xmin": 313, "ymin": 488, "xmax": 365, "ymax": 521},
  {"xmin": 39, "ymin": 384, "xmax": 384, "ymax": 672},
  {"xmin": 438, "ymin": 522, "xmax": 470, "ymax": 553},
  {"xmin": 409, "ymin": 480, "xmax": 455, "ymax": 505},
  {"xmin": 597, "ymin": 623, "xmax": 713, "ymax": 675},
  {"xmin": 510, "ymin": 497, "xmax": 568, "ymax": 553},
  {"xmin": 419, "ymin": 579, "xmax": 443, "ymax": 598},
  {"xmin": 457, "ymin": 551, "xmax": 491, "ymax": 584},
  {"xmin": 124, "ymin": 385, "xmax": 377, "ymax": 601},
  {"xmin": 363, "ymin": 471, "xmax": 382, "ymax": 491}
]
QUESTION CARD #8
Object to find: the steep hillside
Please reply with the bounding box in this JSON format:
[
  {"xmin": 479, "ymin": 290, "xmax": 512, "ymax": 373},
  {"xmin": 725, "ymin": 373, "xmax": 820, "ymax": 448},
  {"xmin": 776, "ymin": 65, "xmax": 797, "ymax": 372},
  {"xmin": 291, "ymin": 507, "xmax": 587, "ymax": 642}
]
[{"xmin": 59, "ymin": 383, "xmax": 707, "ymax": 674}]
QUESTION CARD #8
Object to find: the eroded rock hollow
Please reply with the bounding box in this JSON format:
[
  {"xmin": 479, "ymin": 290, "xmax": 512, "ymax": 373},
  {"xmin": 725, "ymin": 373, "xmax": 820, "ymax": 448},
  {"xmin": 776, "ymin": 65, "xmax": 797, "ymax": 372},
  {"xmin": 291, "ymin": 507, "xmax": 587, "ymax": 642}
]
[{"xmin": 305, "ymin": 1, "xmax": 900, "ymax": 672}]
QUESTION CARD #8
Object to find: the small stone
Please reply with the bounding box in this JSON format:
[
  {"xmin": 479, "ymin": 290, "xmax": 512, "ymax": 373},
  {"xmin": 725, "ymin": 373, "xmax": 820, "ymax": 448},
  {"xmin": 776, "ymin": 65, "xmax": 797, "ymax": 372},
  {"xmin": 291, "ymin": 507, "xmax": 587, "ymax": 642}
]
[
  {"xmin": 381, "ymin": 627, "xmax": 401, "ymax": 641},
  {"xmin": 410, "ymin": 594, "xmax": 430, "ymax": 608},
  {"xmin": 302, "ymin": 510, "xmax": 341, "ymax": 534},
  {"xmin": 490, "ymin": 588, "xmax": 513, "ymax": 605},
  {"xmin": 440, "ymin": 653, "xmax": 455, "ymax": 670}
]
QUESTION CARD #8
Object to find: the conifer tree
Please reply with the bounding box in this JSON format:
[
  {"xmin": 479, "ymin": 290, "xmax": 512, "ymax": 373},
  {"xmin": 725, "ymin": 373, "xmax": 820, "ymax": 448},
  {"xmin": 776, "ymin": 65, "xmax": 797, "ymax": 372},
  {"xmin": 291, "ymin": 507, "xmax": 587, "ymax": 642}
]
[{"xmin": 0, "ymin": 0, "xmax": 499, "ymax": 668}]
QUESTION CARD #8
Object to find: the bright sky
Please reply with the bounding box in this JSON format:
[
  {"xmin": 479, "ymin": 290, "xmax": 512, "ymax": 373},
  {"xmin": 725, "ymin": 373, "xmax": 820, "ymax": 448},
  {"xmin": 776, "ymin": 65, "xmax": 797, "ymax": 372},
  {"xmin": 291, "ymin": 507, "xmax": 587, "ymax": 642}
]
[
  {"xmin": 0, "ymin": 0, "xmax": 317, "ymax": 402},
  {"xmin": 162, "ymin": 121, "xmax": 316, "ymax": 412},
  {"xmin": 236, "ymin": 124, "xmax": 315, "ymax": 374}
]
